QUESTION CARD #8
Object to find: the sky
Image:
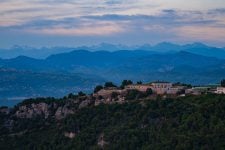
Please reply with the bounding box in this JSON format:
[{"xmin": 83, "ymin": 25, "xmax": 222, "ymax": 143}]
[{"xmin": 0, "ymin": 0, "xmax": 225, "ymax": 48}]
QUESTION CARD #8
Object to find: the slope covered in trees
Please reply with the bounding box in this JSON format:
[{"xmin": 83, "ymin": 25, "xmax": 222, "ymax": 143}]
[{"xmin": 0, "ymin": 94, "xmax": 225, "ymax": 149}]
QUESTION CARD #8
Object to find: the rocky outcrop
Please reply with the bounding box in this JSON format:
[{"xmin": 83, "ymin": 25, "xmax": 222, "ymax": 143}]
[
  {"xmin": 14, "ymin": 101, "xmax": 77, "ymax": 120},
  {"xmin": 55, "ymin": 104, "xmax": 75, "ymax": 120},
  {"xmin": 15, "ymin": 103, "xmax": 51, "ymax": 119},
  {"xmin": 12, "ymin": 91, "xmax": 127, "ymax": 120},
  {"xmin": 64, "ymin": 132, "xmax": 76, "ymax": 139},
  {"xmin": 79, "ymin": 100, "xmax": 91, "ymax": 109},
  {"xmin": 97, "ymin": 133, "xmax": 108, "ymax": 148}
]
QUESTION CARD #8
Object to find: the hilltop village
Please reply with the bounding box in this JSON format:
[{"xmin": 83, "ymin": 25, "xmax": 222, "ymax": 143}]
[
  {"xmin": 1, "ymin": 79, "xmax": 225, "ymax": 150},
  {"xmin": 1, "ymin": 80, "xmax": 225, "ymax": 121},
  {"xmin": 92, "ymin": 80, "xmax": 225, "ymax": 106}
]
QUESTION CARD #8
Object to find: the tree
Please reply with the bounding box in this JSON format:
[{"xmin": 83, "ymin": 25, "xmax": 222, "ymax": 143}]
[
  {"xmin": 78, "ymin": 91, "xmax": 86, "ymax": 96},
  {"xmin": 104, "ymin": 82, "xmax": 117, "ymax": 88},
  {"xmin": 137, "ymin": 81, "xmax": 142, "ymax": 85},
  {"xmin": 146, "ymin": 88, "xmax": 153, "ymax": 96},
  {"xmin": 94, "ymin": 85, "xmax": 103, "ymax": 93},
  {"xmin": 98, "ymin": 95, "xmax": 103, "ymax": 100},
  {"xmin": 121, "ymin": 80, "xmax": 133, "ymax": 89},
  {"xmin": 173, "ymin": 82, "xmax": 192, "ymax": 88},
  {"xmin": 125, "ymin": 89, "xmax": 144, "ymax": 100},
  {"xmin": 111, "ymin": 92, "xmax": 119, "ymax": 99},
  {"xmin": 221, "ymin": 79, "xmax": 225, "ymax": 87},
  {"xmin": 68, "ymin": 93, "xmax": 76, "ymax": 99}
]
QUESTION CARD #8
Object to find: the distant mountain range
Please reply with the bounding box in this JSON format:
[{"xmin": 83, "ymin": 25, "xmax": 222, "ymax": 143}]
[
  {"xmin": 1, "ymin": 42, "xmax": 225, "ymax": 59},
  {"xmin": 1, "ymin": 45, "xmax": 225, "ymax": 106}
]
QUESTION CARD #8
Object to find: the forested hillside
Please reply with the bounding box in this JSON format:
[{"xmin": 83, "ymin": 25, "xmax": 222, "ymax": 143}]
[{"xmin": 0, "ymin": 94, "xmax": 225, "ymax": 149}]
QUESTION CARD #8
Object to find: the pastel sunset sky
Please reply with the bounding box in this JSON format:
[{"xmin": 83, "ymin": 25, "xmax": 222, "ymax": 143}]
[{"xmin": 1, "ymin": 0, "xmax": 225, "ymax": 47}]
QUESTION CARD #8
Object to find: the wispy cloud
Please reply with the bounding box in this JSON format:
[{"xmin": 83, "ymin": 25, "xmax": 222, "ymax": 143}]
[
  {"xmin": 26, "ymin": 21, "xmax": 124, "ymax": 36},
  {"xmin": 176, "ymin": 26, "xmax": 225, "ymax": 42},
  {"xmin": 0, "ymin": 0, "xmax": 225, "ymax": 47}
]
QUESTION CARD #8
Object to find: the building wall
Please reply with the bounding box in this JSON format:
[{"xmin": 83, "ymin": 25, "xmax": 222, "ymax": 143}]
[
  {"xmin": 216, "ymin": 87, "xmax": 225, "ymax": 94},
  {"xmin": 185, "ymin": 87, "xmax": 209, "ymax": 95},
  {"xmin": 167, "ymin": 88, "xmax": 179, "ymax": 94},
  {"xmin": 98, "ymin": 82, "xmax": 186, "ymax": 97},
  {"xmin": 151, "ymin": 83, "xmax": 173, "ymax": 95},
  {"xmin": 125, "ymin": 85, "xmax": 152, "ymax": 92},
  {"xmin": 97, "ymin": 89, "xmax": 123, "ymax": 97}
]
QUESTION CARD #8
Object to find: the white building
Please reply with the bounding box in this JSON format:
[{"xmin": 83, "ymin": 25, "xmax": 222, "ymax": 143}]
[
  {"xmin": 167, "ymin": 87, "xmax": 184, "ymax": 95},
  {"xmin": 126, "ymin": 82, "xmax": 185, "ymax": 95},
  {"xmin": 185, "ymin": 87, "xmax": 210, "ymax": 95},
  {"xmin": 216, "ymin": 87, "xmax": 225, "ymax": 94}
]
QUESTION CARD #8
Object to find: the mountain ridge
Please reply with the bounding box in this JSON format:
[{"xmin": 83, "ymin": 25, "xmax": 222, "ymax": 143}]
[
  {"xmin": 1, "ymin": 42, "xmax": 225, "ymax": 59},
  {"xmin": 1, "ymin": 49, "xmax": 225, "ymax": 106}
]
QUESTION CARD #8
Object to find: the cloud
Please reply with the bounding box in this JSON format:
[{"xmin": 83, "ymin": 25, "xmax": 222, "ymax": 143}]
[
  {"xmin": 176, "ymin": 26, "xmax": 225, "ymax": 42},
  {"xmin": 0, "ymin": 0, "xmax": 160, "ymax": 27},
  {"xmin": 83, "ymin": 10, "xmax": 218, "ymax": 27},
  {"xmin": 0, "ymin": 8, "xmax": 223, "ymax": 38},
  {"xmin": 0, "ymin": 16, "xmax": 127, "ymax": 36},
  {"xmin": 208, "ymin": 8, "xmax": 225, "ymax": 14},
  {"xmin": 0, "ymin": 0, "xmax": 225, "ymax": 47},
  {"xmin": 26, "ymin": 22, "xmax": 124, "ymax": 36},
  {"xmin": 104, "ymin": 0, "xmax": 123, "ymax": 5}
]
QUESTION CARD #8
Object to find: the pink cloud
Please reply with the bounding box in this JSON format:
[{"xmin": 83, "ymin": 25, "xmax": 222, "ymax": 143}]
[
  {"xmin": 176, "ymin": 25, "xmax": 225, "ymax": 42},
  {"xmin": 26, "ymin": 23, "xmax": 124, "ymax": 36}
]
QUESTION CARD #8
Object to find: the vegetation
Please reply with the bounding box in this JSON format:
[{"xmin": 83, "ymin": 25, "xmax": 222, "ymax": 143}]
[
  {"xmin": 146, "ymin": 88, "xmax": 153, "ymax": 96},
  {"xmin": 125, "ymin": 89, "xmax": 146, "ymax": 100},
  {"xmin": 94, "ymin": 85, "xmax": 103, "ymax": 93},
  {"xmin": 173, "ymin": 82, "xmax": 192, "ymax": 88},
  {"xmin": 67, "ymin": 93, "xmax": 78, "ymax": 99},
  {"xmin": 0, "ymin": 94, "xmax": 225, "ymax": 149},
  {"xmin": 104, "ymin": 82, "xmax": 117, "ymax": 88},
  {"xmin": 78, "ymin": 91, "xmax": 86, "ymax": 97},
  {"xmin": 137, "ymin": 81, "xmax": 143, "ymax": 85},
  {"xmin": 120, "ymin": 80, "xmax": 133, "ymax": 89},
  {"xmin": 125, "ymin": 88, "xmax": 152, "ymax": 100},
  {"xmin": 221, "ymin": 79, "xmax": 225, "ymax": 87},
  {"xmin": 111, "ymin": 92, "xmax": 119, "ymax": 99}
]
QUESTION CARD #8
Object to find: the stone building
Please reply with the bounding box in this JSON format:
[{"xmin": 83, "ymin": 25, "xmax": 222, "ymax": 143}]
[
  {"xmin": 151, "ymin": 81, "xmax": 173, "ymax": 95},
  {"xmin": 125, "ymin": 84, "xmax": 152, "ymax": 92}
]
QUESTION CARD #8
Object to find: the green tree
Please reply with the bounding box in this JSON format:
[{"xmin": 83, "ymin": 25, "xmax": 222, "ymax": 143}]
[
  {"xmin": 137, "ymin": 81, "xmax": 142, "ymax": 85},
  {"xmin": 98, "ymin": 95, "xmax": 103, "ymax": 100},
  {"xmin": 78, "ymin": 91, "xmax": 86, "ymax": 96},
  {"xmin": 68, "ymin": 93, "xmax": 77, "ymax": 99},
  {"xmin": 146, "ymin": 88, "xmax": 153, "ymax": 96},
  {"xmin": 111, "ymin": 92, "xmax": 119, "ymax": 99},
  {"xmin": 94, "ymin": 85, "xmax": 103, "ymax": 93},
  {"xmin": 125, "ymin": 89, "xmax": 144, "ymax": 100},
  {"xmin": 121, "ymin": 80, "xmax": 133, "ymax": 89},
  {"xmin": 104, "ymin": 82, "xmax": 117, "ymax": 88},
  {"xmin": 221, "ymin": 79, "xmax": 225, "ymax": 87}
]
